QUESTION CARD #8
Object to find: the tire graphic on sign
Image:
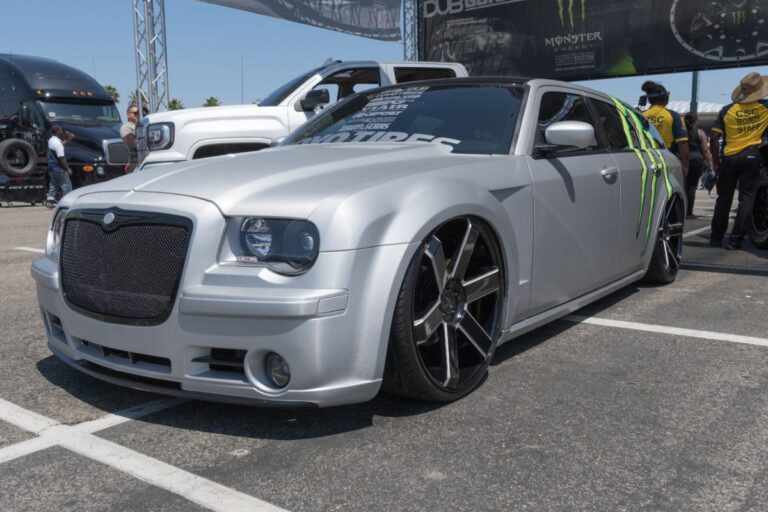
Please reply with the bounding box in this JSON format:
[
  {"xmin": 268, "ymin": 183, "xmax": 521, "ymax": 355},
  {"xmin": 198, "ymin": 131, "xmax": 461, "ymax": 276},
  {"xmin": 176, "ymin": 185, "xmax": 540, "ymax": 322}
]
[{"xmin": 670, "ymin": 0, "xmax": 768, "ymax": 61}]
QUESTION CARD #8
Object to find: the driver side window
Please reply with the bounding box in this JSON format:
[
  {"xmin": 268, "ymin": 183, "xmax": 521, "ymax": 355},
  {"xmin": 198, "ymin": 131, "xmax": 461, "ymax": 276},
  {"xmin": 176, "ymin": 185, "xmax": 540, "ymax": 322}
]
[
  {"xmin": 536, "ymin": 92, "xmax": 598, "ymax": 151},
  {"xmin": 310, "ymin": 67, "xmax": 381, "ymax": 109}
]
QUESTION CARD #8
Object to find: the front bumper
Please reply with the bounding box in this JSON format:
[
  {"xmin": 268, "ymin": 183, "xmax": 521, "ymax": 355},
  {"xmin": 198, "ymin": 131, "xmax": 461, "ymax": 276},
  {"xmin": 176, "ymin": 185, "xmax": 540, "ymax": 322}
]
[{"xmin": 33, "ymin": 192, "xmax": 416, "ymax": 407}]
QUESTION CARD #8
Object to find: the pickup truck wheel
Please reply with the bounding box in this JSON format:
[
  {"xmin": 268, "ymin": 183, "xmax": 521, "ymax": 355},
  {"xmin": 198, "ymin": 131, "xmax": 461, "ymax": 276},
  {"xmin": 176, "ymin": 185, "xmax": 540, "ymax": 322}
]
[
  {"xmin": 383, "ymin": 217, "xmax": 503, "ymax": 402},
  {"xmin": 643, "ymin": 195, "xmax": 685, "ymax": 284},
  {"xmin": 748, "ymin": 170, "xmax": 768, "ymax": 249},
  {"xmin": 0, "ymin": 139, "xmax": 37, "ymax": 177}
]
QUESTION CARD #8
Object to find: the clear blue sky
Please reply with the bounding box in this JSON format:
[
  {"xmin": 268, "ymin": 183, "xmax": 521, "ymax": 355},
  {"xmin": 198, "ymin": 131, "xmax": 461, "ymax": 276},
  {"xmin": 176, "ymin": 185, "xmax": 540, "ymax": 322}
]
[{"xmin": 2, "ymin": 0, "xmax": 767, "ymax": 112}]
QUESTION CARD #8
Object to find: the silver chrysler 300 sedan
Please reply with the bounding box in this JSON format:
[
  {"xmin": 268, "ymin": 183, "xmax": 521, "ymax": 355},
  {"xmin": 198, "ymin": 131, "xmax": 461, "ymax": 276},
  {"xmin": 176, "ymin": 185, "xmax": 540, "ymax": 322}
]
[{"xmin": 33, "ymin": 78, "xmax": 685, "ymax": 407}]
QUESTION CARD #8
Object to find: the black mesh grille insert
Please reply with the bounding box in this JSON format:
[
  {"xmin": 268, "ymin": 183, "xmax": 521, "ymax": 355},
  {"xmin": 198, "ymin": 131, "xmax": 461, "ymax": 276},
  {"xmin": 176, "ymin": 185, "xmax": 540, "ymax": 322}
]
[{"xmin": 60, "ymin": 210, "xmax": 191, "ymax": 325}]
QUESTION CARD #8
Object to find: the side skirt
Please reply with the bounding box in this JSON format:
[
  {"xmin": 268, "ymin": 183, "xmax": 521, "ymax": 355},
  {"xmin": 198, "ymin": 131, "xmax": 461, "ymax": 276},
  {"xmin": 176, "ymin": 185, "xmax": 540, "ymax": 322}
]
[{"xmin": 499, "ymin": 269, "xmax": 646, "ymax": 344}]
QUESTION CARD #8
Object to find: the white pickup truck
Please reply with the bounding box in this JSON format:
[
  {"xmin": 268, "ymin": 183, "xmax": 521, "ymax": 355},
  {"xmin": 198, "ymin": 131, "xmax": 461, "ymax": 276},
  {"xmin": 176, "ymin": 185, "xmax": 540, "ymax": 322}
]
[{"xmin": 136, "ymin": 60, "xmax": 468, "ymax": 169}]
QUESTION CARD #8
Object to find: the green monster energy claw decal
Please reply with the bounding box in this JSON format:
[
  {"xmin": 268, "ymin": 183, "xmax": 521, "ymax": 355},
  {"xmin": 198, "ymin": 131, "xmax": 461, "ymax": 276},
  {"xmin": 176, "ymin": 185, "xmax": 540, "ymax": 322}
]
[
  {"xmin": 557, "ymin": 0, "xmax": 587, "ymax": 30},
  {"xmin": 610, "ymin": 97, "xmax": 674, "ymax": 255}
]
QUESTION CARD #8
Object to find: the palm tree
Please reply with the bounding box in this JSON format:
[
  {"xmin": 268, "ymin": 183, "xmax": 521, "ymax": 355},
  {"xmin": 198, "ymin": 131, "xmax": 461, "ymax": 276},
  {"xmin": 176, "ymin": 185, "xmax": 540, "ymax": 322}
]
[
  {"xmin": 103, "ymin": 85, "xmax": 119, "ymax": 103},
  {"xmin": 168, "ymin": 98, "xmax": 184, "ymax": 110},
  {"xmin": 203, "ymin": 96, "xmax": 221, "ymax": 107},
  {"xmin": 128, "ymin": 89, "xmax": 148, "ymax": 106}
]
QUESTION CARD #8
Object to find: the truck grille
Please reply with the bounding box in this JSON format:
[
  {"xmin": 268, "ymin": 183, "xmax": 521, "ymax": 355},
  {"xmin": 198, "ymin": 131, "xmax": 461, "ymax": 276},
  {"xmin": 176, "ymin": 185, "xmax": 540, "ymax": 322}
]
[
  {"xmin": 60, "ymin": 209, "xmax": 192, "ymax": 325},
  {"xmin": 103, "ymin": 138, "xmax": 132, "ymax": 165}
]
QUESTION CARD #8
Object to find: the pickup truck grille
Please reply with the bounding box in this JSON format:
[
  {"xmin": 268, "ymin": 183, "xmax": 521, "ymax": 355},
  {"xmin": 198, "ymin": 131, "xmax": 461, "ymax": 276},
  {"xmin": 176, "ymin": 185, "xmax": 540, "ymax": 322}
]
[{"xmin": 60, "ymin": 209, "xmax": 192, "ymax": 325}]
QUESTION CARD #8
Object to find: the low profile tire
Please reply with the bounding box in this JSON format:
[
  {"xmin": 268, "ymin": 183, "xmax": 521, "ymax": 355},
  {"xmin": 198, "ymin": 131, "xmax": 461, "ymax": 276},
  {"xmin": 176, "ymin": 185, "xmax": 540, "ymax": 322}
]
[
  {"xmin": 383, "ymin": 217, "xmax": 504, "ymax": 402},
  {"xmin": 748, "ymin": 170, "xmax": 768, "ymax": 249},
  {"xmin": 643, "ymin": 195, "xmax": 685, "ymax": 284},
  {"xmin": 0, "ymin": 139, "xmax": 37, "ymax": 177}
]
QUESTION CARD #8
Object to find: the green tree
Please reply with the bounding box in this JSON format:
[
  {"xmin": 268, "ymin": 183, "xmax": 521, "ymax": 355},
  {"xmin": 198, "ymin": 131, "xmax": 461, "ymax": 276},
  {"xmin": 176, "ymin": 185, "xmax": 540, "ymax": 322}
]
[
  {"xmin": 203, "ymin": 96, "xmax": 221, "ymax": 107},
  {"xmin": 168, "ymin": 98, "xmax": 184, "ymax": 110},
  {"xmin": 103, "ymin": 85, "xmax": 119, "ymax": 103},
  {"xmin": 128, "ymin": 89, "xmax": 148, "ymax": 106}
]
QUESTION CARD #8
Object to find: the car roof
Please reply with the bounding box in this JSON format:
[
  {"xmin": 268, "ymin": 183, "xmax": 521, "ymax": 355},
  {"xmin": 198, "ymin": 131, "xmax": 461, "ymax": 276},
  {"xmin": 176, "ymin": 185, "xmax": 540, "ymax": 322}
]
[{"xmin": 368, "ymin": 76, "xmax": 616, "ymax": 104}]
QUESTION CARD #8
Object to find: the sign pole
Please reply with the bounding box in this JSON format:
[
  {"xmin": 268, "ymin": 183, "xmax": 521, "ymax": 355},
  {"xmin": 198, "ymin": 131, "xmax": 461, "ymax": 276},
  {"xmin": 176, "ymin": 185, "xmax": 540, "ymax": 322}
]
[{"xmin": 690, "ymin": 70, "xmax": 699, "ymax": 114}]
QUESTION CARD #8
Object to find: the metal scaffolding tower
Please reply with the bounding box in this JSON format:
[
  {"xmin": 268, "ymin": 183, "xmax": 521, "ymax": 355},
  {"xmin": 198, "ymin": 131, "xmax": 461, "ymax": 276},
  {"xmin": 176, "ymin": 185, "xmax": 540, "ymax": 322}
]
[
  {"xmin": 133, "ymin": 0, "xmax": 170, "ymax": 115},
  {"xmin": 403, "ymin": 0, "xmax": 418, "ymax": 61}
]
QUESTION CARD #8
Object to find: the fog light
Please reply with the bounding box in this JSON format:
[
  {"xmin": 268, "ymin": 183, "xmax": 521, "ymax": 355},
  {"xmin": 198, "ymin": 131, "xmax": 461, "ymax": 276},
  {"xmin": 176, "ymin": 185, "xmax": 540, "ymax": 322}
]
[
  {"xmin": 265, "ymin": 352, "xmax": 290, "ymax": 388},
  {"xmin": 95, "ymin": 165, "xmax": 105, "ymax": 177}
]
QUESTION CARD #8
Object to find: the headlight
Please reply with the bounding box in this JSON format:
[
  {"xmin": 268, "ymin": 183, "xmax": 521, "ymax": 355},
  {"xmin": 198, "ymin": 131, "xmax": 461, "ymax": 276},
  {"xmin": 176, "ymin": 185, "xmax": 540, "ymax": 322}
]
[
  {"xmin": 220, "ymin": 217, "xmax": 320, "ymax": 275},
  {"xmin": 47, "ymin": 208, "xmax": 67, "ymax": 257},
  {"xmin": 146, "ymin": 122, "xmax": 174, "ymax": 150}
]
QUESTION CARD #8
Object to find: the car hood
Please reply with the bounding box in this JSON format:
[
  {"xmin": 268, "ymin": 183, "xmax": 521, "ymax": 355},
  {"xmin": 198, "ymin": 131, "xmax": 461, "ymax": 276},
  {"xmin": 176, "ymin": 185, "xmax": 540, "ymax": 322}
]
[{"xmin": 75, "ymin": 143, "xmax": 485, "ymax": 218}]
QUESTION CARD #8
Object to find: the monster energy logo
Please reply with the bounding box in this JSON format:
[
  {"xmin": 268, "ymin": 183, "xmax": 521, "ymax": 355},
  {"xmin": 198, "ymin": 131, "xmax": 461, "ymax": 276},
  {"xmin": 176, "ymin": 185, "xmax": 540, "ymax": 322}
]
[
  {"xmin": 557, "ymin": 0, "xmax": 586, "ymax": 30},
  {"xmin": 732, "ymin": 10, "xmax": 747, "ymax": 25}
]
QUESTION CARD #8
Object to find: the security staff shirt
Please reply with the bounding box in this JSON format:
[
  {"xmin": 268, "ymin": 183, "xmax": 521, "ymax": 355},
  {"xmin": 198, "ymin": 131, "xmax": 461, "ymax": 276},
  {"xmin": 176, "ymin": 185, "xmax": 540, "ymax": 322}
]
[
  {"xmin": 712, "ymin": 100, "xmax": 768, "ymax": 157},
  {"xmin": 643, "ymin": 104, "xmax": 688, "ymax": 150}
]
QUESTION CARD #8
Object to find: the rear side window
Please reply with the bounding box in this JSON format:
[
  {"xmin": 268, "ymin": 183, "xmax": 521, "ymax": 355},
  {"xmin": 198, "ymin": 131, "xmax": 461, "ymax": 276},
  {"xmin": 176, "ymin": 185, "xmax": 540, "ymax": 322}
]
[
  {"xmin": 536, "ymin": 92, "xmax": 598, "ymax": 150},
  {"xmin": 394, "ymin": 68, "xmax": 456, "ymax": 83},
  {"xmin": 591, "ymin": 99, "xmax": 632, "ymax": 150}
]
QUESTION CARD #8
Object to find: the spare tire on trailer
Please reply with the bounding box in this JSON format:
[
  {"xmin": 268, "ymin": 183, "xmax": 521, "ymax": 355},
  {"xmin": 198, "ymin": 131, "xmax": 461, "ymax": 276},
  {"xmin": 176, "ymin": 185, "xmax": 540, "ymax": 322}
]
[
  {"xmin": 748, "ymin": 168, "xmax": 768, "ymax": 249},
  {"xmin": 0, "ymin": 139, "xmax": 37, "ymax": 177}
]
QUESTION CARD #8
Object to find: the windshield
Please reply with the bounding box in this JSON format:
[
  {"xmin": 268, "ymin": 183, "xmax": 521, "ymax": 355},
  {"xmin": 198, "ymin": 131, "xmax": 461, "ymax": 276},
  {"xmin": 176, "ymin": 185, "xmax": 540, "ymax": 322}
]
[
  {"xmin": 38, "ymin": 100, "xmax": 120, "ymax": 126},
  {"xmin": 259, "ymin": 67, "xmax": 323, "ymax": 107},
  {"xmin": 284, "ymin": 84, "xmax": 524, "ymax": 155}
]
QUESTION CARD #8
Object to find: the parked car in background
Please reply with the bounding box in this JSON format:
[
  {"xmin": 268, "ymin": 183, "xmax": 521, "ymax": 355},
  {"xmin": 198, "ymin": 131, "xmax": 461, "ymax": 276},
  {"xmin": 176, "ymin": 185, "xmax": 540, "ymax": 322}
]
[
  {"xmin": 34, "ymin": 78, "xmax": 684, "ymax": 406},
  {"xmin": 135, "ymin": 59, "xmax": 467, "ymax": 169},
  {"xmin": 0, "ymin": 54, "xmax": 128, "ymax": 205}
]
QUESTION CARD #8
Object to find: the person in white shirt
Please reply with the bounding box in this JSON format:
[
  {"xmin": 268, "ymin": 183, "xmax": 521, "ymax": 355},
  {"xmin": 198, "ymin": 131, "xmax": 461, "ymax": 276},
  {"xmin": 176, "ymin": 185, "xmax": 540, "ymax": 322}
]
[{"xmin": 46, "ymin": 125, "xmax": 73, "ymax": 207}]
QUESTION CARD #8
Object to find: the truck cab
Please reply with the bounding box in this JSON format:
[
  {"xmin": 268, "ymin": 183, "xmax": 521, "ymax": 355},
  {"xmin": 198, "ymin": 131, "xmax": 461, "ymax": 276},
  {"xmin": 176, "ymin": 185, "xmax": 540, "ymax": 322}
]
[
  {"xmin": 0, "ymin": 54, "xmax": 127, "ymax": 204},
  {"xmin": 137, "ymin": 60, "xmax": 467, "ymax": 169}
]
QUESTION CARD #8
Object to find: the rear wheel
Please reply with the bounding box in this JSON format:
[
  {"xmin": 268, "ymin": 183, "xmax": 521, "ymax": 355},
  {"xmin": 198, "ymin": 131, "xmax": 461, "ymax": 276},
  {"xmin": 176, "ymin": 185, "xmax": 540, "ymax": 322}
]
[
  {"xmin": 748, "ymin": 169, "xmax": 768, "ymax": 249},
  {"xmin": 643, "ymin": 195, "xmax": 685, "ymax": 284},
  {"xmin": 383, "ymin": 217, "xmax": 504, "ymax": 402}
]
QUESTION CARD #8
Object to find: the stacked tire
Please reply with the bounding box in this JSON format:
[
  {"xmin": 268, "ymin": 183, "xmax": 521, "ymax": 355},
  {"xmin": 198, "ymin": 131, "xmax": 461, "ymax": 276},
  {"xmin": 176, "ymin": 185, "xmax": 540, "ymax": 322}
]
[{"xmin": 0, "ymin": 138, "xmax": 37, "ymax": 177}]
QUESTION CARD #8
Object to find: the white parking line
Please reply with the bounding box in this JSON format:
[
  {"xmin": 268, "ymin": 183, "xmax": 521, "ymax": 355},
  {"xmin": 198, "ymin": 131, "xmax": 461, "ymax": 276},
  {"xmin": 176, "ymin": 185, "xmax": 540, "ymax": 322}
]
[
  {"xmin": 683, "ymin": 226, "xmax": 711, "ymax": 239},
  {"xmin": 14, "ymin": 246, "xmax": 44, "ymax": 254},
  {"xmin": 0, "ymin": 397, "xmax": 286, "ymax": 511},
  {"xmin": 565, "ymin": 315, "xmax": 768, "ymax": 348}
]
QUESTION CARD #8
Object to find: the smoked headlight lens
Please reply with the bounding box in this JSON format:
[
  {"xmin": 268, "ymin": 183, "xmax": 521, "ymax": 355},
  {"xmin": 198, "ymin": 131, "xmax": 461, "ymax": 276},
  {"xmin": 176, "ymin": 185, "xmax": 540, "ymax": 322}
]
[
  {"xmin": 232, "ymin": 217, "xmax": 320, "ymax": 275},
  {"xmin": 48, "ymin": 208, "xmax": 67, "ymax": 256},
  {"xmin": 146, "ymin": 122, "xmax": 174, "ymax": 150}
]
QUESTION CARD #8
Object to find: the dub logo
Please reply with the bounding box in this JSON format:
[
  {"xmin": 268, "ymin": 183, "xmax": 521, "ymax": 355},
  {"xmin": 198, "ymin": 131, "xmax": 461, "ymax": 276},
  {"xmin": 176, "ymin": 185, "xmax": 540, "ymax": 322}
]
[{"xmin": 557, "ymin": 0, "xmax": 586, "ymax": 30}]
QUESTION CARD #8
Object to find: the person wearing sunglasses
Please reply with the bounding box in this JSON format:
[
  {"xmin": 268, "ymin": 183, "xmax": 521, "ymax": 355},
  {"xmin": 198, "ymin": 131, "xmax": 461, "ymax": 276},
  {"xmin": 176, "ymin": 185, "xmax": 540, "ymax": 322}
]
[{"xmin": 119, "ymin": 104, "xmax": 142, "ymax": 172}]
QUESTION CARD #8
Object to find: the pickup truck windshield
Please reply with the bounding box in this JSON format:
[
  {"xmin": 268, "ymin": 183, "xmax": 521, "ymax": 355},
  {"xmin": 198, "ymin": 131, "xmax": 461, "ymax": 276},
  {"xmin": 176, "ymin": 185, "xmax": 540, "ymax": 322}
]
[
  {"xmin": 38, "ymin": 100, "xmax": 120, "ymax": 126},
  {"xmin": 259, "ymin": 67, "xmax": 323, "ymax": 107},
  {"xmin": 284, "ymin": 84, "xmax": 524, "ymax": 155}
]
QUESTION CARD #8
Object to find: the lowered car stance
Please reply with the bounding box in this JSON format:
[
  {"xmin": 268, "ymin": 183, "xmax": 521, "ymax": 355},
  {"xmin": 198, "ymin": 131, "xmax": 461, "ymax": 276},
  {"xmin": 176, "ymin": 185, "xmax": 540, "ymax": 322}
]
[{"xmin": 33, "ymin": 78, "xmax": 685, "ymax": 407}]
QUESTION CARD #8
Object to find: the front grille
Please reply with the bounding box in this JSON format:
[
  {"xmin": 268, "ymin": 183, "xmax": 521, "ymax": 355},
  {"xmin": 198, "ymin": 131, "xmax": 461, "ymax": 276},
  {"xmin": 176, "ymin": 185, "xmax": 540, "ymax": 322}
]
[
  {"xmin": 60, "ymin": 208, "xmax": 191, "ymax": 325},
  {"xmin": 104, "ymin": 139, "xmax": 132, "ymax": 165}
]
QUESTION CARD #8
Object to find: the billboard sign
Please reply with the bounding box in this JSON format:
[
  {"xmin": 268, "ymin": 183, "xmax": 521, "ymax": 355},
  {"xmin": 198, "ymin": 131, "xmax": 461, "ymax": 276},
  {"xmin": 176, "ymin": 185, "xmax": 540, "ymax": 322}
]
[
  {"xmin": 421, "ymin": 0, "xmax": 768, "ymax": 79},
  {"xmin": 201, "ymin": 0, "xmax": 401, "ymax": 41}
]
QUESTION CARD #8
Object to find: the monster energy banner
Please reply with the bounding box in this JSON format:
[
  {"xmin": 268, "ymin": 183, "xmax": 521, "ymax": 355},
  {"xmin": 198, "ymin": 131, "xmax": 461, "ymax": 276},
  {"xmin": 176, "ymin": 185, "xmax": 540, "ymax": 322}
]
[
  {"xmin": 200, "ymin": 0, "xmax": 401, "ymax": 41},
  {"xmin": 421, "ymin": 0, "xmax": 768, "ymax": 79}
]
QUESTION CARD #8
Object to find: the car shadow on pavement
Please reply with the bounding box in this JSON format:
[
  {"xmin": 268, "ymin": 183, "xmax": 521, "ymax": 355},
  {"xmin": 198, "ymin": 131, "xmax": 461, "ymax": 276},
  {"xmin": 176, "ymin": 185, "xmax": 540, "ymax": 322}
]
[
  {"xmin": 33, "ymin": 282, "xmax": 652, "ymax": 439},
  {"xmin": 36, "ymin": 354, "xmax": 448, "ymax": 440}
]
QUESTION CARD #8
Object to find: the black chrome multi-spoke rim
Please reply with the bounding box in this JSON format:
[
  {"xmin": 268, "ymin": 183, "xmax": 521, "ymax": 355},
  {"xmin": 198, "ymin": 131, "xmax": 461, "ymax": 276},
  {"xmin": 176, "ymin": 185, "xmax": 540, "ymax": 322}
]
[
  {"xmin": 411, "ymin": 218, "xmax": 502, "ymax": 392},
  {"xmin": 752, "ymin": 182, "xmax": 768, "ymax": 236},
  {"xmin": 658, "ymin": 196, "xmax": 684, "ymax": 273}
]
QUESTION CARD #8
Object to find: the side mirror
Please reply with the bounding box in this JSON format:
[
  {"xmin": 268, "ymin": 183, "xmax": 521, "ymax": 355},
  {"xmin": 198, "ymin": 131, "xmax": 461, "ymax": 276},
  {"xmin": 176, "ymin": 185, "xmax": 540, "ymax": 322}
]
[
  {"xmin": 300, "ymin": 89, "xmax": 330, "ymax": 111},
  {"xmin": 19, "ymin": 105, "xmax": 31, "ymax": 126},
  {"xmin": 537, "ymin": 121, "xmax": 596, "ymax": 155}
]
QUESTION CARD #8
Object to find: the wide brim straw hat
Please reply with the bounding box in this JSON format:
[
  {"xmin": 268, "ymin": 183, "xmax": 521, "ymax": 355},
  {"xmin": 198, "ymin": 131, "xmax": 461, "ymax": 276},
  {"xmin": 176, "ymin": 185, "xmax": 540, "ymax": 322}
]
[{"xmin": 732, "ymin": 72, "xmax": 768, "ymax": 103}]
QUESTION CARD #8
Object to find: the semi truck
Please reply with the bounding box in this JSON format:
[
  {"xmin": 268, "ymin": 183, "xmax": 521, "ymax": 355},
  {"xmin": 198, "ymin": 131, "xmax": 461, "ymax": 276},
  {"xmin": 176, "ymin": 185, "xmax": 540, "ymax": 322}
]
[{"xmin": 0, "ymin": 54, "xmax": 128, "ymax": 205}]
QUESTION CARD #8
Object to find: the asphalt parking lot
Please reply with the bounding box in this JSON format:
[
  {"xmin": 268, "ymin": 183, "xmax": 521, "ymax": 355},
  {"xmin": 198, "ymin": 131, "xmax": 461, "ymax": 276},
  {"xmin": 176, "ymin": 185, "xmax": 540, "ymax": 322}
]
[{"xmin": 1, "ymin": 191, "xmax": 767, "ymax": 512}]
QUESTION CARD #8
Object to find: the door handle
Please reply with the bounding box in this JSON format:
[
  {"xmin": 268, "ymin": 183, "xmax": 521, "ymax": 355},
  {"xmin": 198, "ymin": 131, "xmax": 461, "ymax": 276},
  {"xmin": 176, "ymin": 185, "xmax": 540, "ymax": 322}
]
[{"xmin": 601, "ymin": 167, "xmax": 619, "ymax": 180}]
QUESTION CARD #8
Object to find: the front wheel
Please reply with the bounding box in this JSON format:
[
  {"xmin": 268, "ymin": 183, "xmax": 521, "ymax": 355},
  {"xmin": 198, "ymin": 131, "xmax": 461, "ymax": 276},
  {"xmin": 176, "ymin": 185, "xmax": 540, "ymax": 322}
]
[
  {"xmin": 643, "ymin": 195, "xmax": 685, "ymax": 284},
  {"xmin": 748, "ymin": 169, "xmax": 768, "ymax": 249},
  {"xmin": 383, "ymin": 217, "xmax": 504, "ymax": 402}
]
